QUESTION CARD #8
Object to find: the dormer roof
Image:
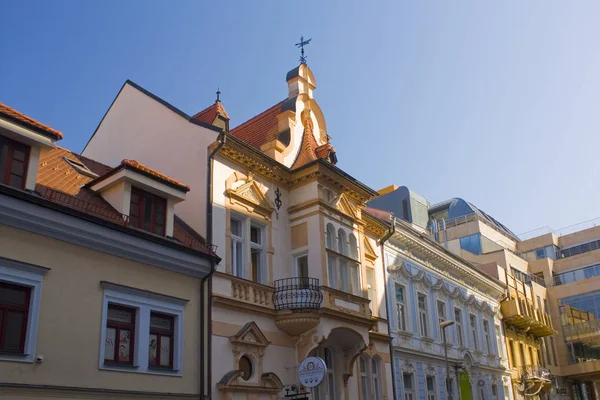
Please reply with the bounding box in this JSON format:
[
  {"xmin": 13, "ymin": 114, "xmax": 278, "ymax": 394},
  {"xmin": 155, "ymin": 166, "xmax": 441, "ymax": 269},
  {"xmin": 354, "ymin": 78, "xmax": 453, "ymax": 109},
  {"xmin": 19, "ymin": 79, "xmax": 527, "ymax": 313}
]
[
  {"xmin": 192, "ymin": 101, "xmax": 230, "ymax": 124},
  {"xmin": 0, "ymin": 101, "xmax": 63, "ymax": 140}
]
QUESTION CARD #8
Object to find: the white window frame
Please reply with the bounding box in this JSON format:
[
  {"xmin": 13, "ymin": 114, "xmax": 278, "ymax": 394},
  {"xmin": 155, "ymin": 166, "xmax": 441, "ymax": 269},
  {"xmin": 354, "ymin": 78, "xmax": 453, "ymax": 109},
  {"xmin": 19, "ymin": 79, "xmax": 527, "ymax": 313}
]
[
  {"xmin": 295, "ymin": 252, "xmax": 309, "ymax": 278},
  {"xmin": 455, "ymin": 308, "xmax": 464, "ymax": 347},
  {"xmin": 437, "ymin": 300, "xmax": 446, "ymax": 338},
  {"xmin": 372, "ymin": 357, "xmax": 382, "ymax": 400},
  {"xmin": 483, "ymin": 320, "xmax": 491, "ymax": 354},
  {"xmin": 325, "ymin": 222, "xmax": 361, "ymax": 295},
  {"xmin": 250, "ymin": 222, "xmax": 266, "ymax": 284},
  {"xmin": 495, "ymin": 325, "xmax": 504, "ymax": 358},
  {"xmin": 426, "ymin": 375, "xmax": 437, "ymax": 400},
  {"xmin": 230, "ymin": 216, "xmax": 245, "ymax": 278},
  {"xmin": 418, "ymin": 292, "xmax": 429, "ymax": 338},
  {"xmin": 395, "ymin": 284, "xmax": 408, "ymax": 332},
  {"xmin": 0, "ymin": 257, "xmax": 48, "ymax": 363},
  {"xmin": 99, "ymin": 281, "xmax": 187, "ymax": 376},
  {"xmin": 470, "ymin": 313, "xmax": 479, "ymax": 351},
  {"xmin": 366, "ymin": 267, "xmax": 376, "ymax": 314},
  {"xmin": 359, "ymin": 356, "xmax": 371, "ymax": 400},
  {"xmin": 403, "ymin": 372, "xmax": 414, "ymax": 400}
]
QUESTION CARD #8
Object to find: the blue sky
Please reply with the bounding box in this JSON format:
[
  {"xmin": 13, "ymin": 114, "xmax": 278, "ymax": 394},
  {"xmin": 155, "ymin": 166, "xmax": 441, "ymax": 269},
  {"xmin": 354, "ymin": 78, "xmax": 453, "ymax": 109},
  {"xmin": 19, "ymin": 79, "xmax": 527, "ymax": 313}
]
[{"xmin": 1, "ymin": 1, "xmax": 599, "ymax": 235}]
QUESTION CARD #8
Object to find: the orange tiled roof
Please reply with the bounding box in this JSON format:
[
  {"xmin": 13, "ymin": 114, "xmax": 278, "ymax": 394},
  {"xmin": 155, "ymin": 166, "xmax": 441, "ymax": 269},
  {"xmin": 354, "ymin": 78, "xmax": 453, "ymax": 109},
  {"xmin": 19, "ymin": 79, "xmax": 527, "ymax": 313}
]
[
  {"xmin": 229, "ymin": 101, "xmax": 284, "ymax": 149},
  {"xmin": 120, "ymin": 159, "xmax": 190, "ymax": 192},
  {"xmin": 0, "ymin": 101, "xmax": 63, "ymax": 140},
  {"xmin": 191, "ymin": 101, "xmax": 229, "ymax": 125},
  {"xmin": 34, "ymin": 147, "xmax": 212, "ymax": 255},
  {"xmin": 292, "ymin": 129, "xmax": 319, "ymax": 169}
]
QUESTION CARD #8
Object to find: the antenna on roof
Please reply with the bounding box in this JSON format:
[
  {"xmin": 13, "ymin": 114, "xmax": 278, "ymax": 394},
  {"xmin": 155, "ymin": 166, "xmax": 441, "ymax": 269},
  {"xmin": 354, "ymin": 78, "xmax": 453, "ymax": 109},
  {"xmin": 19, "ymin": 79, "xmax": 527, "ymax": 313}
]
[
  {"xmin": 216, "ymin": 87, "xmax": 221, "ymax": 103},
  {"xmin": 295, "ymin": 36, "xmax": 312, "ymax": 64}
]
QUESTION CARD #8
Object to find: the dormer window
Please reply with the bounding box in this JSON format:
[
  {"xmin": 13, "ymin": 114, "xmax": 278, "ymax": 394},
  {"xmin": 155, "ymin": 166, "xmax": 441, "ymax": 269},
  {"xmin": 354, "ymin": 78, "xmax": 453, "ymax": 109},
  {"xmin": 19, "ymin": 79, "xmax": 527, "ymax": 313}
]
[
  {"xmin": 130, "ymin": 187, "xmax": 167, "ymax": 235},
  {"xmin": 0, "ymin": 135, "xmax": 30, "ymax": 189}
]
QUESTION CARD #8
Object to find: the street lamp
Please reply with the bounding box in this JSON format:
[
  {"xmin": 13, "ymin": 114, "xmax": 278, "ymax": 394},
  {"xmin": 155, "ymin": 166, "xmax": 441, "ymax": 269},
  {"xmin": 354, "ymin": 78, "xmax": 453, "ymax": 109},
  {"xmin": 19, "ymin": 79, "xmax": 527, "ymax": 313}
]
[{"xmin": 440, "ymin": 320, "xmax": 455, "ymax": 400}]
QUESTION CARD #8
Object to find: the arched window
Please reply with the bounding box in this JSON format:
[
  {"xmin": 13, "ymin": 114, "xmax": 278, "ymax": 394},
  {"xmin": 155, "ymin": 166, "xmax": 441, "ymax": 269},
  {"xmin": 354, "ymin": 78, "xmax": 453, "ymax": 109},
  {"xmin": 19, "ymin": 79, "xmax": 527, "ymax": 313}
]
[
  {"xmin": 372, "ymin": 357, "xmax": 382, "ymax": 400},
  {"xmin": 326, "ymin": 224, "xmax": 336, "ymax": 250},
  {"xmin": 360, "ymin": 356, "xmax": 371, "ymax": 400},
  {"xmin": 349, "ymin": 234, "xmax": 359, "ymax": 260},
  {"xmin": 337, "ymin": 229, "xmax": 348, "ymax": 255}
]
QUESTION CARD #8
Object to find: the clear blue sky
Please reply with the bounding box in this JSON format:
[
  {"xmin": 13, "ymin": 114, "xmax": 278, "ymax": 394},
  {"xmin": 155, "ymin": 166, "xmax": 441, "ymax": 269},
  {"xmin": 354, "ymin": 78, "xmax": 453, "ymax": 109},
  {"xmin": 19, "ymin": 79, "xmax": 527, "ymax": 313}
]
[{"xmin": 2, "ymin": 1, "xmax": 599, "ymax": 235}]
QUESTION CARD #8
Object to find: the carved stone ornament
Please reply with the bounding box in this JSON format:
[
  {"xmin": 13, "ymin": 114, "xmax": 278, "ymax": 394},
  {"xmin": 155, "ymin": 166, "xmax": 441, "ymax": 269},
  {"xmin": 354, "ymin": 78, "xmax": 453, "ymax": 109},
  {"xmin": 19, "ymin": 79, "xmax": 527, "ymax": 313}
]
[
  {"xmin": 425, "ymin": 363, "xmax": 436, "ymax": 376},
  {"xmin": 334, "ymin": 193, "xmax": 359, "ymax": 220},
  {"xmin": 401, "ymin": 359, "xmax": 415, "ymax": 374},
  {"xmin": 225, "ymin": 171, "xmax": 275, "ymax": 219},
  {"xmin": 412, "ymin": 270, "xmax": 432, "ymax": 293},
  {"xmin": 387, "ymin": 260, "xmax": 412, "ymax": 285}
]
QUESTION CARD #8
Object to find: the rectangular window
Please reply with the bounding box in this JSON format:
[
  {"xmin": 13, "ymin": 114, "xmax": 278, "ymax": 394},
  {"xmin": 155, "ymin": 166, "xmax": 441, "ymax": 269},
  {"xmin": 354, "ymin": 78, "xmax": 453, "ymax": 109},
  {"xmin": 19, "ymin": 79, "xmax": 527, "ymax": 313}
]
[
  {"xmin": 543, "ymin": 338, "xmax": 551, "ymax": 367},
  {"xmin": 426, "ymin": 376, "xmax": 436, "ymax": 400},
  {"xmin": 495, "ymin": 325, "xmax": 503, "ymax": 358},
  {"xmin": 149, "ymin": 312, "xmax": 174, "ymax": 369},
  {"xmin": 0, "ymin": 282, "xmax": 31, "ymax": 354},
  {"xmin": 366, "ymin": 268, "xmax": 376, "ymax": 314},
  {"xmin": 491, "ymin": 384, "xmax": 498, "ymax": 400},
  {"xmin": 403, "ymin": 373, "xmax": 414, "ymax": 400},
  {"xmin": 104, "ymin": 304, "xmax": 136, "ymax": 365},
  {"xmin": 519, "ymin": 343, "xmax": 526, "ymax": 367},
  {"xmin": 469, "ymin": 314, "xmax": 478, "ymax": 350},
  {"xmin": 455, "ymin": 308, "xmax": 464, "ymax": 346},
  {"xmin": 437, "ymin": 300, "xmax": 446, "ymax": 337},
  {"xmin": 418, "ymin": 293, "xmax": 429, "ymax": 338},
  {"xmin": 483, "ymin": 320, "xmax": 491, "ymax": 354},
  {"xmin": 349, "ymin": 263, "xmax": 360, "ymax": 296},
  {"xmin": 395, "ymin": 285, "xmax": 407, "ymax": 331},
  {"xmin": 327, "ymin": 254, "xmax": 337, "ymax": 289},
  {"xmin": 129, "ymin": 187, "xmax": 167, "ymax": 235},
  {"xmin": 339, "ymin": 259, "xmax": 349, "ymax": 292},
  {"xmin": 0, "ymin": 135, "xmax": 30, "ymax": 189},
  {"xmin": 230, "ymin": 217, "xmax": 244, "ymax": 278},
  {"xmin": 509, "ymin": 341, "xmax": 516, "ymax": 367},
  {"xmin": 296, "ymin": 254, "xmax": 309, "ymax": 281},
  {"xmin": 250, "ymin": 224, "xmax": 265, "ymax": 283}
]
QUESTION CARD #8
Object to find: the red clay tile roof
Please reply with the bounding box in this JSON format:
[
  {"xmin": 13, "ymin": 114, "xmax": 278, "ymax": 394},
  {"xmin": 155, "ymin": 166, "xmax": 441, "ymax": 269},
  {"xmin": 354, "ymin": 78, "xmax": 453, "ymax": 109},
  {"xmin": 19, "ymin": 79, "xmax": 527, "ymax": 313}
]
[
  {"xmin": 0, "ymin": 101, "xmax": 63, "ymax": 140},
  {"xmin": 191, "ymin": 101, "xmax": 230, "ymax": 125},
  {"xmin": 229, "ymin": 101, "xmax": 284, "ymax": 149},
  {"xmin": 363, "ymin": 207, "xmax": 393, "ymax": 222},
  {"xmin": 292, "ymin": 129, "xmax": 319, "ymax": 169},
  {"xmin": 120, "ymin": 159, "xmax": 190, "ymax": 192},
  {"xmin": 34, "ymin": 147, "xmax": 213, "ymax": 255}
]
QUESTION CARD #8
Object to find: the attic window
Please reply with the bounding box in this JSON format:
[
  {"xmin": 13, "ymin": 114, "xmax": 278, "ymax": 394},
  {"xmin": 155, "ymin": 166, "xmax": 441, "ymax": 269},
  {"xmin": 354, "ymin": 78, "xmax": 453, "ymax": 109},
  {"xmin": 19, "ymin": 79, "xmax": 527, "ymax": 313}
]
[{"xmin": 64, "ymin": 157, "xmax": 98, "ymax": 178}]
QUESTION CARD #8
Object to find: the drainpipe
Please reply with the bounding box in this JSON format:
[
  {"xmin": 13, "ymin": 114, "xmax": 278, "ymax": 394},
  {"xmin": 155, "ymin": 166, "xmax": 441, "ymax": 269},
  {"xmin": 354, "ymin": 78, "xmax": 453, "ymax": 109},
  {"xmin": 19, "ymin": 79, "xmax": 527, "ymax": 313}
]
[
  {"xmin": 378, "ymin": 215, "xmax": 397, "ymax": 400},
  {"xmin": 200, "ymin": 132, "xmax": 226, "ymax": 400}
]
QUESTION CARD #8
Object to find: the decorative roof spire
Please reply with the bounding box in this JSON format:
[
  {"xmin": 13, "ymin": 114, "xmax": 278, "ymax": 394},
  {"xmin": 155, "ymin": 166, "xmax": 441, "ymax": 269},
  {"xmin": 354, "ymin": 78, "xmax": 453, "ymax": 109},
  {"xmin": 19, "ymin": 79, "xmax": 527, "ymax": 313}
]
[
  {"xmin": 216, "ymin": 87, "xmax": 221, "ymax": 103},
  {"xmin": 295, "ymin": 36, "xmax": 312, "ymax": 65}
]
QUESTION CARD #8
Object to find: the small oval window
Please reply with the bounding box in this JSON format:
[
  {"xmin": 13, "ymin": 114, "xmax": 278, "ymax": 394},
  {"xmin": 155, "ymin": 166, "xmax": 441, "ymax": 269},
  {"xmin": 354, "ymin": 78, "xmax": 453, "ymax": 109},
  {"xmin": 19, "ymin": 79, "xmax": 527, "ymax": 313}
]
[{"xmin": 239, "ymin": 355, "xmax": 253, "ymax": 381}]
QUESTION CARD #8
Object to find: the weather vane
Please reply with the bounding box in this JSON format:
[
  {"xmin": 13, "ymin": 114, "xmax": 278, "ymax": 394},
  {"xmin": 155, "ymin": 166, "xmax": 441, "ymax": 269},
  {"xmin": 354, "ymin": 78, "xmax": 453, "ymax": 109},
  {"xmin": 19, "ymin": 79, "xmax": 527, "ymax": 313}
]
[{"xmin": 295, "ymin": 36, "xmax": 312, "ymax": 64}]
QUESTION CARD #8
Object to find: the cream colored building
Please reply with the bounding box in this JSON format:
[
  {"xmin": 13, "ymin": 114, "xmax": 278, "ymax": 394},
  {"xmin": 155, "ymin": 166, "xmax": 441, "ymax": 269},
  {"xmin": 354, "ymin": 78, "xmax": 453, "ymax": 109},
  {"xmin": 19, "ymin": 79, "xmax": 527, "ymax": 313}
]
[
  {"xmin": 0, "ymin": 101, "xmax": 218, "ymax": 399},
  {"xmin": 83, "ymin": 63, "xmax": 395, "ymax": 400}
]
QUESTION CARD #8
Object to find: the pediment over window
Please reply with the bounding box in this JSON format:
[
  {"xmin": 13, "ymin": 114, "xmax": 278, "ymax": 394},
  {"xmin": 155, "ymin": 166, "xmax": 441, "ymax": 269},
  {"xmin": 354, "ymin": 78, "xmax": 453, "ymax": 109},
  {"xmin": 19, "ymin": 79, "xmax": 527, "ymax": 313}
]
[
  {"xmin": 433, "ymin": 279, "xmax": 452, "ymax": 296},
  {"xmin": 363, "ymin": 237, "xmax": 378, "ymax": 261},
  {"xmin": 217, "ymin": 370, "xmax": 284, "ymax": 393},
  {"xmin": 230, "ymin": 321, "xmax": 270, "ymax": 348},
  {"xmin": 226, "ymin": 171, "xmax": 274, "ymax": 219},
  {"xmin": 334, "ymin": 193, "xmax": 359, "ymax": 219}
]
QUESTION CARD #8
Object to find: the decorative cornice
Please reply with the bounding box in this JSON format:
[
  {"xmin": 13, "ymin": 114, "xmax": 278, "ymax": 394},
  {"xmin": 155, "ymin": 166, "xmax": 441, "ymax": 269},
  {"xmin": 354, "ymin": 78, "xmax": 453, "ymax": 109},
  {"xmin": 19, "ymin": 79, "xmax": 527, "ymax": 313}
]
[{"xmin": 219, "ymin": 145, "xmax": 289, "ymax": 185}]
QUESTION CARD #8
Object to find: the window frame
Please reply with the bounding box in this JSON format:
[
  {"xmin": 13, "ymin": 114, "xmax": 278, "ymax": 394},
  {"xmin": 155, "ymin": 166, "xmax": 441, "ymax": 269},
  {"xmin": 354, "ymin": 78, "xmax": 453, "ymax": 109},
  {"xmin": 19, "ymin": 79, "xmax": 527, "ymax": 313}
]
[
  {"xmin": 0, "ymin": 257, "xmax": 47, "ymax": 363},
  {"xmin": 403, "ymin": 373, "xmax": 414, "ymax": 400},
  {"xmin": 359, "ymin": 356, "xmax": 371, "ymax": 400},
  {"xmin": 100, "ymin": 282, "xmax": 186, "ymax": 375},
  {"xmin": 0, "ymin": 135, "xmax": 31, "ymax": 189},
  {"xmin": 455, "ymin": 308, "xmax": 464, "ymax": 347},
  {"xmin": 149, "ymin": 311, "xmax": 174, "ymax": 369},
  {"xmin": 418, "ymin": 292, "xmax": 429, "ymax": 338},
  {"xmin": 395, "ymin": 284, "xmax": 408, "ymax": 332},
  {"xmin": 325, "ymin": 223, "xmax": 361, "ymax": 295},
  {"xmin": 0, "ymin": 281, "xmax": 31, "ymax": 354},
  {"xmin": 437, "ymin": 300, "xmax": 446, "ymax": 338},
  {"xmin": 469, "ymin": 313, "xmax": 479, "ymax": 350},
  {"xmin": 249, "ymin": 222, "xmax": 265, "ymax": 284},
  {"xmin": 483, "ymin": 320, "xmax": 491, "ymax": 354},
  {"xmin": 104, "ymin": 303, "xmax": 136, "ymax": 366},
  {"xmin": 426, "ymin": 375, "xmax": 436, "ymax": 400},
  {"xmin": 230, "ymin": 215, "xmax": 245, "ymax": 278},
  {"xmin": 129, "ymin": 186, "xmax": 167, "ymax": 236}
]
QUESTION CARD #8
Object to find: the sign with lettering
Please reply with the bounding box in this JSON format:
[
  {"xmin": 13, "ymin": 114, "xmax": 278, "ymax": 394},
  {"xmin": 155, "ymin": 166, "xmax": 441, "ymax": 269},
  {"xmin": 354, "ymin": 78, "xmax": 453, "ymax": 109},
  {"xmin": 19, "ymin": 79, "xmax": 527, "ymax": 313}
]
[{"xmin": 297, "ymin": 356, "xmax": 326, "ymax": 388}]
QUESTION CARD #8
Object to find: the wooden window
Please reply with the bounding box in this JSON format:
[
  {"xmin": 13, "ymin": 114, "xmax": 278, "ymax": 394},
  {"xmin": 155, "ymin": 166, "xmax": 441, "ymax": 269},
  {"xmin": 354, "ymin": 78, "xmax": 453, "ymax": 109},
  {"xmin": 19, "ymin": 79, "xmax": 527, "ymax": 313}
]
[
  {"xmin": 437, "ymin": 300, "xmax": 446, "ymax": 337},
  {"xmin": 104, "ymin": 304, "xmax": 136, "ymax": 365},
  {"xmin": 129, "ymin": 187, "xmax": 166, "ymax": 235},
  {"xmin": 470, "ymin": 314, "xmax": 478, "ymax": 350},
  {"xmin": 0, "ymin": 282, "xmax": 31, "ymax": 354},
  {"xmin": 230, "ymin": 216, "xmax": 244, "ymax": 278},
  {"xmin": 455, "ymin": 308, "xmax": 464, "ymax": 346},
  {"xmin": 396, "ymin": 285, "xmax": 407, "ymax": 331},
  {"xmin": 0, "ymin": 135, "xmax": 30, "ymax": 189},
  {"xmin": 426, "ymin": 375, "xmax": 436, "ymax": 400},
  {"xmin": 483, "ymin": 320, "xmax": 492, "ymax": 354},
  {"xmin": 359, "ymin": 357, "xmax": 370, "ymax": 400},
  {"xmin": 403, "ymin": 373, "xmax": 414, "ymax": 400},
  {"xmin": 149, "ymin": 312, "xmax": 174, "ymax": 369},
  {"xmin": 250, "ymin": 224, "xmax": 265, "ymax": 283},
  {"xmin": 372, "ymin": 358, "xmax": 382, "ymax": 400},
  {"xmin": 325, "ymin": 224, "xmax": 361, "ymax": 295}
]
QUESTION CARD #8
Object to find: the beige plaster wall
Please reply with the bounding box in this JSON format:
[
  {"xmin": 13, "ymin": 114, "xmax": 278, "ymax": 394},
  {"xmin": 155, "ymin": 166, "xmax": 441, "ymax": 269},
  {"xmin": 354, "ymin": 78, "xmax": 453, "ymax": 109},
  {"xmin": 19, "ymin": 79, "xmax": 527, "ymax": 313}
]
[
  {"xmin": 517, "ymin": 233, "xmax": 557, "ymax": 253},
  {"xmin": 0, "ymin": 225, "xmax": 203, "ymax": 394},
  {"xmin": 558, "ymin": 225, "xmax": 600, "ymax": 248}
]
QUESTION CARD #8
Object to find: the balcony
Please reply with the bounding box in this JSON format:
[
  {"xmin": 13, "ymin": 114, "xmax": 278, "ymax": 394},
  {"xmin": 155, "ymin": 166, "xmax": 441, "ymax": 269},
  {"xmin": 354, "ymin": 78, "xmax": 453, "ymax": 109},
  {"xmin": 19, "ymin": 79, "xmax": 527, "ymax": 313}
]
[
  {"xmin": 501, "ymin": 298, "xmax": 556, "ymax": 337},
  {"xmin": 273, "ymin": 277, "xmax": 323, "ymax": 336},
  {"xmin": 521, "ymin": 365, "xmax": 551, "ymax": 381}
]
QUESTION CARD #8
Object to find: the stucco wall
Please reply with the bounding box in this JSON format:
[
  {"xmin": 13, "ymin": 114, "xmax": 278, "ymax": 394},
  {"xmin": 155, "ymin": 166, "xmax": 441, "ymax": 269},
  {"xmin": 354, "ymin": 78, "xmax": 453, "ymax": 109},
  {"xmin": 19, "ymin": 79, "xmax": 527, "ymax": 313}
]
[
  {"xmin": 82, "ymin": 83, "xmax": 220, "ymax": 237},
  {"xmin": 0, "ymin": 225, "xmax": 203, "ymax": 394}
]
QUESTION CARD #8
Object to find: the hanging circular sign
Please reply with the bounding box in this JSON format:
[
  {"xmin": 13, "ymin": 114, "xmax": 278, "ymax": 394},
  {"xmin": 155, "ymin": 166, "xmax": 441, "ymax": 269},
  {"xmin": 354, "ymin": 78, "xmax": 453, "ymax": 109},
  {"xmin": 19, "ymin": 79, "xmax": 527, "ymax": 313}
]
[{"xmin": 297, "ymin": 356, "xmax": 326, "ymax": 388}]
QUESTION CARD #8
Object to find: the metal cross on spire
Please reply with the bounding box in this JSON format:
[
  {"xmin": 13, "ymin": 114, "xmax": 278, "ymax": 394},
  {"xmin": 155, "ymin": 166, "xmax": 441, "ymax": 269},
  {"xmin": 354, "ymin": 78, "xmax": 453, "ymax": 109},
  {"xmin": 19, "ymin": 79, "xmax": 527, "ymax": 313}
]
[{"xmin": 295, "ymin": 36, "xmax": 312, "ymax": 64}]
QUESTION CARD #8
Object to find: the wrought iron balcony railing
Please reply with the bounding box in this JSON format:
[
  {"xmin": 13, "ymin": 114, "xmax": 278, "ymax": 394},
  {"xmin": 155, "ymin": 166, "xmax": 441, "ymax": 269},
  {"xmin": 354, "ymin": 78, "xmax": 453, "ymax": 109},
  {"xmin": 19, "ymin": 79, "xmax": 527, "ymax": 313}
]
[
  {"xmin": 273, "ymin": 277, "xmax": 323, "ymax": 311},
  {"xmin": 520, "ymin": 365, "xmax": 551, "ymax": 380}
]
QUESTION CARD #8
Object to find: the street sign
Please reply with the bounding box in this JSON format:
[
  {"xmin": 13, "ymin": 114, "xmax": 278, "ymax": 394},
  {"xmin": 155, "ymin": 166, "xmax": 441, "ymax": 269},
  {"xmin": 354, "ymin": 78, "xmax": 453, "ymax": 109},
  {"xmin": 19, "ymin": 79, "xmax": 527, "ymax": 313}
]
[{"xmin": 297, "ymin": 356, "xmax": 326, "ymax": 388}]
